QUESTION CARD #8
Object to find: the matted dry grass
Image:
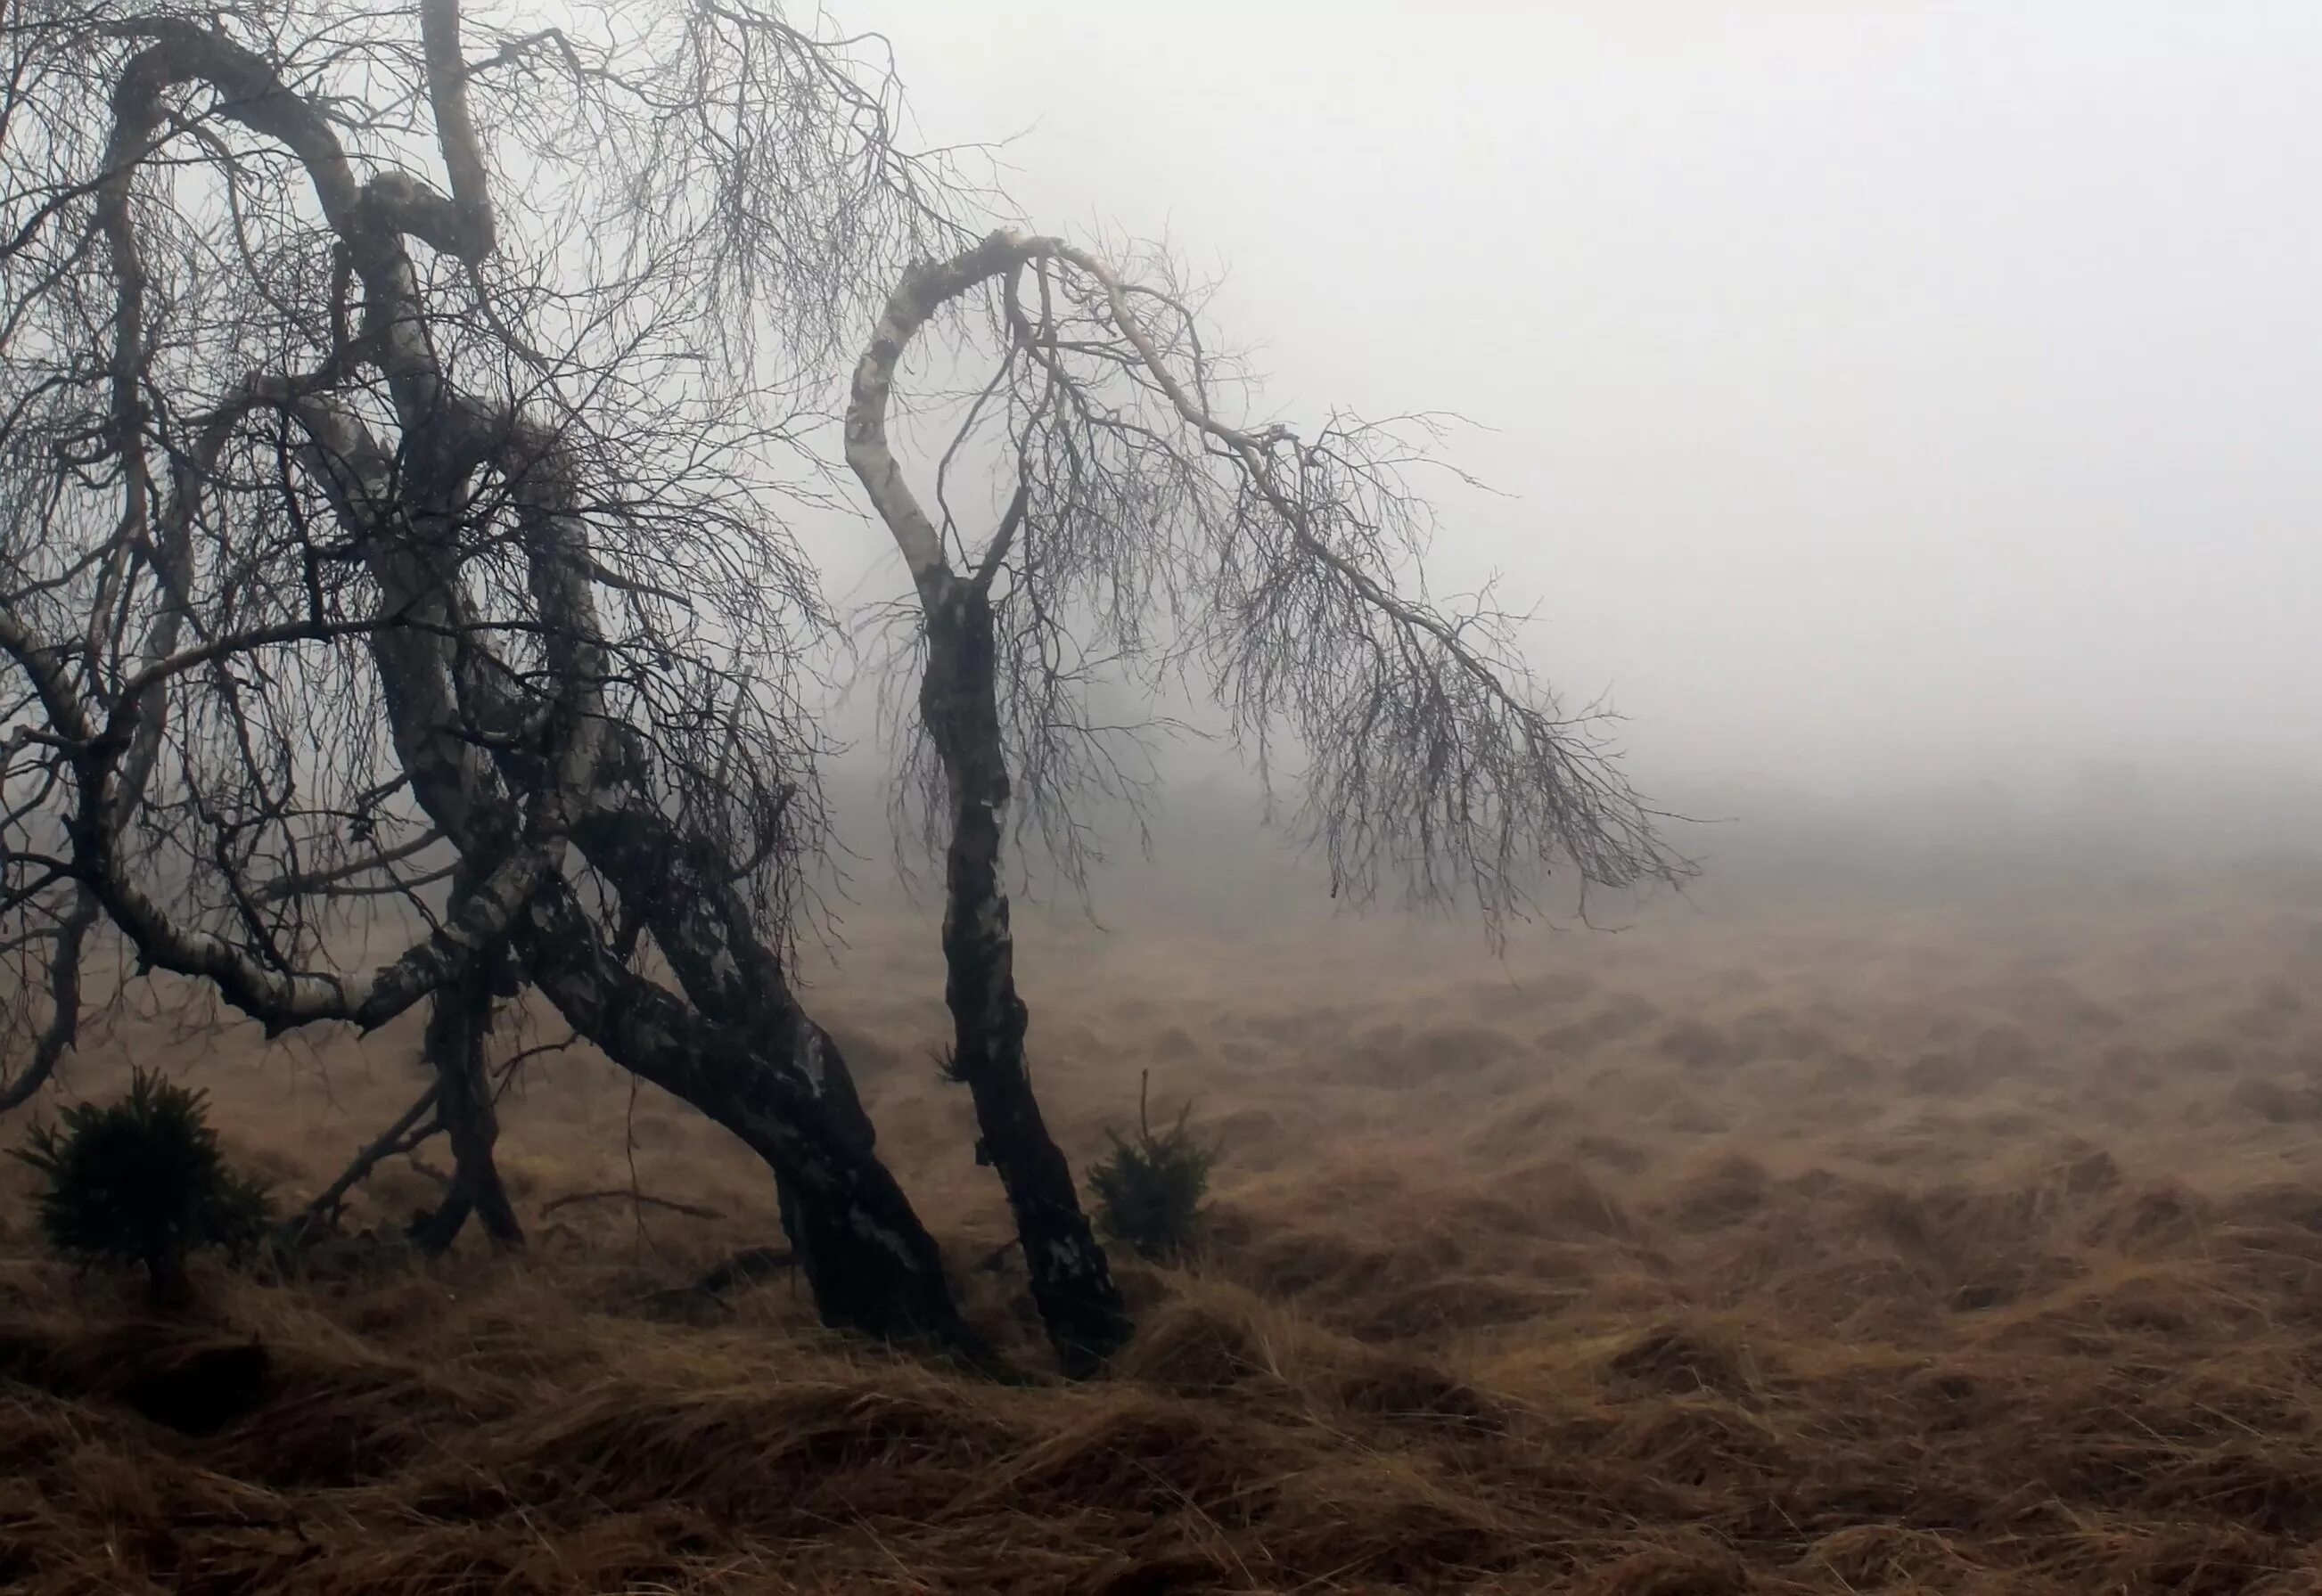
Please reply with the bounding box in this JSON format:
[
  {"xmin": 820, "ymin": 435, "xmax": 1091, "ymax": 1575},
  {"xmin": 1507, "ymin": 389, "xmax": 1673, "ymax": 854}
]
[{"xmin": 8, "ymin": 874, "xmax": 2322, "ymax": 1592}]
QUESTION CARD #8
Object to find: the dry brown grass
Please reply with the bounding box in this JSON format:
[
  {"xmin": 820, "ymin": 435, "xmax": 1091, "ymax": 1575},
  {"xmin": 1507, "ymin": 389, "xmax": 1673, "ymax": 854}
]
[{"xmin": 9, "ymin": 878, "xmax": 2322, "ymax": 1592}]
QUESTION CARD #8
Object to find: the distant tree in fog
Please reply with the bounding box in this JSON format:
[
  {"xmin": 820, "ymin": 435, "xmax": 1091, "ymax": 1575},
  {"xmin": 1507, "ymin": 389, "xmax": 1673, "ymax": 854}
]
[{"xmin": 0, "ymin": 0, "xmax": 1687, "ymax": 1371}]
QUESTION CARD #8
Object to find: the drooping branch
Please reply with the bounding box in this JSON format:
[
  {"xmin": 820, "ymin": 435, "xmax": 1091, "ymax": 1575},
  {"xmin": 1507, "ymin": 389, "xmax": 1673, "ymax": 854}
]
[
  {"xmin": 0, "ymin": 9, "xmax": 511, "ymax": 1069},
  {"xmin": 844, "ymin": 224, "xmax": 1694, "ymax": 1365},
  {"xmin": 0, "ymin": 12, "xmax": 718, "ymax": 1052},
  {"xmin": 852, "ymin": 229, "xmax": 1694, "ymax": 935},
  {"xmin": 0, "ymin": 0, "xmax": 1000, "ymax": 1355},
  {"xmin": 255, "ymin": 830, "xmax": 447, "ymax": 902},
  {"xmin": 0, "ymin": 591, "xmax": 568, "ymax": 1037},
  {"xmin": 540, "ymin": 1188, "xmax": 725, "ymax": 1222},
  {"xmin": 407, "ymin": 918, "xmax": 522, "ymax": 1256}
]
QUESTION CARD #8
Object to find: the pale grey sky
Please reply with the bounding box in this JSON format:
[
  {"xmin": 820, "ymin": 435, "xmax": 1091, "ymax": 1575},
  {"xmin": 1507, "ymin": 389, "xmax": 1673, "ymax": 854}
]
[{"xmin": 833, "ymin": 1, "xmax": 2322, "ymax": 793}]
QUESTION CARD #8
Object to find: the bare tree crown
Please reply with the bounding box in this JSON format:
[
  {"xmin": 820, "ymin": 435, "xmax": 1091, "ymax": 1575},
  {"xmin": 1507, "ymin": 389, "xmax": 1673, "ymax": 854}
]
[
  {"xmin": 0, "ymin": 0, "xmax": 968, "ymax": 1091},
  {"xmin": 846, "ymin": 229, "xmax": 1694, "ymax": 933}
]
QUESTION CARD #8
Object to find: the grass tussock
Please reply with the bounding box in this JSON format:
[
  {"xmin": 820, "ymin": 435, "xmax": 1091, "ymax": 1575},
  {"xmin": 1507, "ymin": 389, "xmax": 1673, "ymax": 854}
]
[{"xmin": 10, "ymin": 890, "xmax": 2322, "ymax": 1590}]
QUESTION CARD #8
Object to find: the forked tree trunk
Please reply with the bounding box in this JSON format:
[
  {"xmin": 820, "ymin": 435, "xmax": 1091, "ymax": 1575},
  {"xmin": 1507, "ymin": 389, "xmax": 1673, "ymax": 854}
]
[
  {"xmin": 363, "ymin": 503, "xmax": 972, "ymax": 1350},
  {"xmin": 388, "ymin": 774, "xmax": 965, "ymax": 1344},
  {"xmin": 921, "ymin": 576, "xmax": 1130, "ymax": 1375},
  {"xmin": 368, "ymin": 569, "xmax": 965, "ymax": 1342},
  {"xmin": 408, "ymin": 935, "xmax": 522, "ymax": 1256}
]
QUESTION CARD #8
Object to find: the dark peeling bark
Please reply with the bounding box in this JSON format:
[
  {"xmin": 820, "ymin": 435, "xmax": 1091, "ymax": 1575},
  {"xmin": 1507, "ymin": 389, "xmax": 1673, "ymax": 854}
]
[
  {"xmin": 383, "ymin": 599, "xmax": 964, "ymax": 1338},
  {"xmin": 513, "ymin": 880, "xmax": 977, "ymax": 1353},
  {"xmin": 921, "ymin": 577, "xmax": 1129, "ymax": 1375},
  {"xmin": 447, "ymin": 595, "xmax": 886, "ymax": 1184},
  {"xmin": 568, "ymin": 786, "xmax": 876, "ymax": 1155},
  {"xmin": 568, "ymin": 795, "xmax": 874, "ymax": 1265}
]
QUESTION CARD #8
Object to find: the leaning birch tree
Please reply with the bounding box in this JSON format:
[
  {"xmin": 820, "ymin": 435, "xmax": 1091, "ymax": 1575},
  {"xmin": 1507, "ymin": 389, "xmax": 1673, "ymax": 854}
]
[
  {"xmin": 844, "ymin": 233, "xmax": 1694, "ymax": 1362},
  {"xmin": 0, "ymin": 0, "xmax": 988, "ymax": 1355}
]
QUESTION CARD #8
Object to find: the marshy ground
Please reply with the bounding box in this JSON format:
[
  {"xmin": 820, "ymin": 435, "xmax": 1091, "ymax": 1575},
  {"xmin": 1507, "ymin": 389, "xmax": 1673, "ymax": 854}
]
[{"xmin": 7, "ymin": 840, "xmax": 2322, "ymax": 1592}]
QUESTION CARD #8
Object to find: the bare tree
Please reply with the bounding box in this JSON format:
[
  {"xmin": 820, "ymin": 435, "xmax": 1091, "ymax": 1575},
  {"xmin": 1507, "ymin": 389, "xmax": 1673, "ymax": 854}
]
[
  {"xmin": 0, "ymin": 0, "xmax": 983, "ymax": 1352},
  {"xmin": 0, "ymin": 0, "xmax": 1688, "ymax": 1372},
  {"xmin": 844, "ymin": 232, "xmax": 1694, "ymax": 1366}
]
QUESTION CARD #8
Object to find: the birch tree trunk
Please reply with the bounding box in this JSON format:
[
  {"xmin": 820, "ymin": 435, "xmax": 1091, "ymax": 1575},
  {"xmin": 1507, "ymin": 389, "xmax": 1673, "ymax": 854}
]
[
  {"xmin": 846, "ymin": 236, "xmax": 1132, "ymax": 1372},
  {"xmin": 921, "ymin": 575, "xmax": 1129, "ymax": 1374}
]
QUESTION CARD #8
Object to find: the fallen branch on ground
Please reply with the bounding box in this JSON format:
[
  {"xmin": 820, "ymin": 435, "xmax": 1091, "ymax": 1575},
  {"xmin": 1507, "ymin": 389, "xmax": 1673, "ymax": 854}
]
[{"xmin": 539, "ymin": 1188, "xmax": 726, "ymax": 1222}]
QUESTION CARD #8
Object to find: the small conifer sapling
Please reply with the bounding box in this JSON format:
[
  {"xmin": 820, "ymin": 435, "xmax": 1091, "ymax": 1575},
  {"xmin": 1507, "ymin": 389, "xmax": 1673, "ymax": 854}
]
[
  {"xmin": 1088, "ymin": 1069, "xmax": 1218, "ymax": 1263},
  {"xmin": 12, "ymin": 1068, "xmax": 272, "ymax": 1308}
]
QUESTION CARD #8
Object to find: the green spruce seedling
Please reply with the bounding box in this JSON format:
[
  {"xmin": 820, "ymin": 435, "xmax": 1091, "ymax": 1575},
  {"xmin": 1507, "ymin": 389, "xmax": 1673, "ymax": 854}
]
[
  {"xmin": 1088, "ymin": 1069, "xmax": 1218, "ymax": 1263},
  {"xmin": 12, "ymin": 1068, "xmax": 272, "ymax": 1309}
]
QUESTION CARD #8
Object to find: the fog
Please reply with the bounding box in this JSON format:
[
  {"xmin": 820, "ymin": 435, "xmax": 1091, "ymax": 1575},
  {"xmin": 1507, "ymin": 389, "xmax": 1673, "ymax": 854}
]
[{"xmin": 816, "ymin": 0, "xmax": 2322, "ymax": 814}]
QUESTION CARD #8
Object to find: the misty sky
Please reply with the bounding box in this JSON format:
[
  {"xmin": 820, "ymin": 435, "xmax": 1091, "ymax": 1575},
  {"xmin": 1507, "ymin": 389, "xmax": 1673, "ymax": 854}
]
[{"xmin": 830, "ymin": 1, "xmax": 2322, "ymax": 794}]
